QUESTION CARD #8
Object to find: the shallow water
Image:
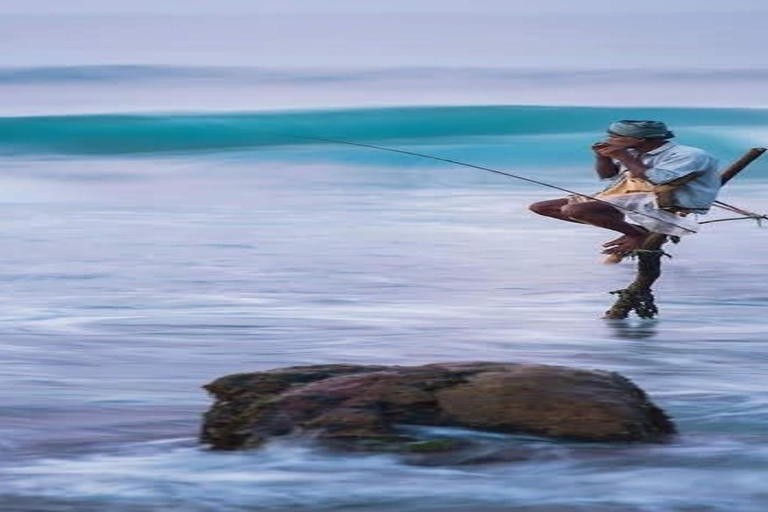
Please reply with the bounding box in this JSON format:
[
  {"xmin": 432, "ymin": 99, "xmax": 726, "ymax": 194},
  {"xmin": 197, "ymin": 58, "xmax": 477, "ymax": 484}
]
[{"xmin": 1, "ymin": 148, "xmax": 767, "ymax": 511}]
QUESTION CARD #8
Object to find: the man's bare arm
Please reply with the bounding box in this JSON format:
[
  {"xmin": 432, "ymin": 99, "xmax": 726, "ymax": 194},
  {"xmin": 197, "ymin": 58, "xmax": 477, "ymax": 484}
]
[
  {"xmin": 593, "ymin": 143, "xmax": 620, "ymax": 179},
  {"xmin": 595, "ymin": 144, "xmax": 652, "ymax": 179}
]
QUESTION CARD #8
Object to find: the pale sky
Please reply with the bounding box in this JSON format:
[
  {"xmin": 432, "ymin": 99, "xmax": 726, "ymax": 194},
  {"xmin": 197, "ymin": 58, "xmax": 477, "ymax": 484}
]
[{"xmin": 2, "ymin": 0, "xmax": 767, "ymax": 14}]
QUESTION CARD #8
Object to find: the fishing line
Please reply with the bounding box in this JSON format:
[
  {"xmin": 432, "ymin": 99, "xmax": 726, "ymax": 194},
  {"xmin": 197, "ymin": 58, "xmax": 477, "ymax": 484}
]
[{"xmin": 281, "ymin": 133, "xmax": 698, "ymax": 234}]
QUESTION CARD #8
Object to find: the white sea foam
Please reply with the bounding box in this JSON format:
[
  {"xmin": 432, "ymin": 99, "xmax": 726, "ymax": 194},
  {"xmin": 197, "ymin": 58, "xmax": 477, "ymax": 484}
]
[{"xmin": 3, "ymin": 436, "xmax": 768, "ymax": 511}]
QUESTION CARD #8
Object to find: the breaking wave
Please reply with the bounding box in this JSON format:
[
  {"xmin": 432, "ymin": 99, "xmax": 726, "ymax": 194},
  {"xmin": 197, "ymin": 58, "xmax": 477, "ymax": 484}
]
[{"xmin": 1, "ymin": 105, "xmax": 767, "ymax": 157}]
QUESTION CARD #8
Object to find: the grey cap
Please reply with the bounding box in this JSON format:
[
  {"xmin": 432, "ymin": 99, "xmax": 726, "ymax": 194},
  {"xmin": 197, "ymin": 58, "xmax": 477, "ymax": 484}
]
[{"xmin": 607, "ymin": 120, "xmax": 675, "ymax": 139}]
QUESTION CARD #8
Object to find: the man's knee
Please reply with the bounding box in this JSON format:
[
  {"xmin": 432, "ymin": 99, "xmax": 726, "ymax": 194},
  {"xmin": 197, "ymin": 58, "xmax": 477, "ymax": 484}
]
[
  {"xmin": 528, "ymin": 201, "xmax": 549, "ymax": 215},
  {"xmin": 529, "ymin": 199, "xmax": 566, "ymax": 217}
]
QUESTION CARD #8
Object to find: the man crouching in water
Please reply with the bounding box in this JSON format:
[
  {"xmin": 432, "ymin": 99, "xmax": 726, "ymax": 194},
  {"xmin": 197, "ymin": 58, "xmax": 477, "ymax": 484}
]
[{"xmin": 529, "ymin": 120, "xmax": 720, "ymax": 257}]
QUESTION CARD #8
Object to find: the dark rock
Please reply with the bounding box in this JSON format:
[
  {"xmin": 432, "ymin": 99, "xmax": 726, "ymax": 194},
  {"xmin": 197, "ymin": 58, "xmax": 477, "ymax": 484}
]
[{"xmin": 201, "ymin": 362, "xmax": 676, "ymax": 452}]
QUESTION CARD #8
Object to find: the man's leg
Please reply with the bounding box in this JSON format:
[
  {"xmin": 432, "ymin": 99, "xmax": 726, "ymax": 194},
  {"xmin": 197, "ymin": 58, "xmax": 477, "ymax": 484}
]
[
  {"xmin": 560, "ymin": 201, "xmax": 648, "ymax": 254},
  {"xmin": 528, "ymin": 198, "xmax": 585, "ymax": 224}
]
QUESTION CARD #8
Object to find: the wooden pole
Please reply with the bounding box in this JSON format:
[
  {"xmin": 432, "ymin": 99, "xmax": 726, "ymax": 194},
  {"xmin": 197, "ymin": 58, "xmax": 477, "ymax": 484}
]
[
  {"xmin": 604, "ymin": 233, "xmax": 667, "ymax": 319},
  {"xmin": 720, "ymin": 148, "xmax": 766, "ymax": 185},
  {"xmin": 604, "ymin": 148, "xmax": 766, "ymax": 320}
]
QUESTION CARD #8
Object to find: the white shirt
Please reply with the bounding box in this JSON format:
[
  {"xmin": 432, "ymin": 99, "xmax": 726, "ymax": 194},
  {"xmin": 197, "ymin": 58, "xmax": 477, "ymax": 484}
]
[{"xmin": 612, "ymin": 142, "xmax": 720, "ymax": 211}]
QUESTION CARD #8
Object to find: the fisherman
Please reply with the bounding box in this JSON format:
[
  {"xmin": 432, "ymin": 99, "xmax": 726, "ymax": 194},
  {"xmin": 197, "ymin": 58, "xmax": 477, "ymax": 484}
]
[{"xmin": 529, "ymin": 120, "xmax": 720, "ymax": 255}]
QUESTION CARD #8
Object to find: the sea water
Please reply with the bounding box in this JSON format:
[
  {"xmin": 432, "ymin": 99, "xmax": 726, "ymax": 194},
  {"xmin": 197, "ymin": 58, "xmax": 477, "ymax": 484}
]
[{"xmin": 1, "ymin": 12, "xmax": 768, "ymax": 512}]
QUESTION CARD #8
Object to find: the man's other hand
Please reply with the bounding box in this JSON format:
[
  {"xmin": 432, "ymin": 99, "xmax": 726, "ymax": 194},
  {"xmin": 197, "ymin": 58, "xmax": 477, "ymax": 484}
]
[{"xmin": 596, "ymin": 145, "xmax": 631, "ymax": 160}]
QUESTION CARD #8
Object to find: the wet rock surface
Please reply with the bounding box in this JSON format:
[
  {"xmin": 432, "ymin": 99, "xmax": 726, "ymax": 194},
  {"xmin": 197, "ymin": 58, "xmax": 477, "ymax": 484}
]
[{"xmin": 201, "ymin": 362, "xmax": 676, "ymax": 452}]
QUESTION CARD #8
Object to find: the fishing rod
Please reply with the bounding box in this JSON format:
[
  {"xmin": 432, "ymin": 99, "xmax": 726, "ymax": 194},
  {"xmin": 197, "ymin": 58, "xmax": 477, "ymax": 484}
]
[{"xmin": 281, "ymin": 133, "xmax": 699, "ymax": 234}]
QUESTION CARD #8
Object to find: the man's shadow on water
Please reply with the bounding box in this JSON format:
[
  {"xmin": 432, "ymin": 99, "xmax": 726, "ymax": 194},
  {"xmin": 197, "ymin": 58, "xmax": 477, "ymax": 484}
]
[{"xmin": 604, "ymin": 319, "xmax": 659, "ymax": 340}]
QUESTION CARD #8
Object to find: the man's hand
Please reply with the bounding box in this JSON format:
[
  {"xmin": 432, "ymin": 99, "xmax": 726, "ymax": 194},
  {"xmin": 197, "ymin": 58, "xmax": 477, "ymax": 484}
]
[
  {"xmin": 595, "ymin": 144, "xmax": 648, "ymax": 178},
  {"xmin": 592, "ymin": 142, "xmax": 621, "ymax": 179},
  {"xmin": 592, "ymin": 142, "xmax": 611, "ymax": 156},
  {"xmin": 595, "ymin": 144, "xmax": 631, "ymax": 160}
]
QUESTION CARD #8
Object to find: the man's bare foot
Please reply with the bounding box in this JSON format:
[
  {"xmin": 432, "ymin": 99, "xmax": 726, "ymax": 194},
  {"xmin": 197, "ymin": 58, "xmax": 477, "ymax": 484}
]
[
  {"xmin": 602, "ymin": 234, "xmax": 630, "ymax": 248},
  {"xmin": 602, "ymin": 252, "xmax": 625, "ymax": 264},
  {"xmin": 601, "ymin": 234, "xmax": 647, "ymax": 255},
  {"xmin": 602, "ymin": 226, "xmax": 650, "ymax": 252}
]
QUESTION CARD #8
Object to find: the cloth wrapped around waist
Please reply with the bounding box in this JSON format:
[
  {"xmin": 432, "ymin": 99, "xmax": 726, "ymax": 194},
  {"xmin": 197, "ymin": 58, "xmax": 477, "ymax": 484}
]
[{"xmin": 568, "ymin": 176, "xmax": 699, "ymax": 237}]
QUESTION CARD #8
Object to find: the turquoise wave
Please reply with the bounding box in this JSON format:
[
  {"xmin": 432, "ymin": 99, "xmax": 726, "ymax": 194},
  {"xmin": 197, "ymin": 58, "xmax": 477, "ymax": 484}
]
[{"xmin": 1, "ymin": 105, "xmax": 766, "ymax": 162}]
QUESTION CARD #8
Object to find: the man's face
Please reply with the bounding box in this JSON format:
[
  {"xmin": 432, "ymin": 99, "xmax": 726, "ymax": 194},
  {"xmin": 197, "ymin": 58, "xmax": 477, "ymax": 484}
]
[{"xmin": 607, "ymin": 133, "xmax": 644, "ymax": 148}]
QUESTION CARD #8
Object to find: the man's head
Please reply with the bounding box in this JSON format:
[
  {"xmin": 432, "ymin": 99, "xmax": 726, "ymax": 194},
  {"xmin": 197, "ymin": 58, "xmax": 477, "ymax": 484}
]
[{"xmin": 606, "ymin": 120, "xmax": 674, "ymax": 149}]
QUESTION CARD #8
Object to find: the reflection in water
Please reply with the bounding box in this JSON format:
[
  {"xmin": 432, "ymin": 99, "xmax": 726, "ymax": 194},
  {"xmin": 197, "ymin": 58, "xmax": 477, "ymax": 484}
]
[{"xmin": 604, "ymin": 319, "xmax": 659, "ymax": 340}]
